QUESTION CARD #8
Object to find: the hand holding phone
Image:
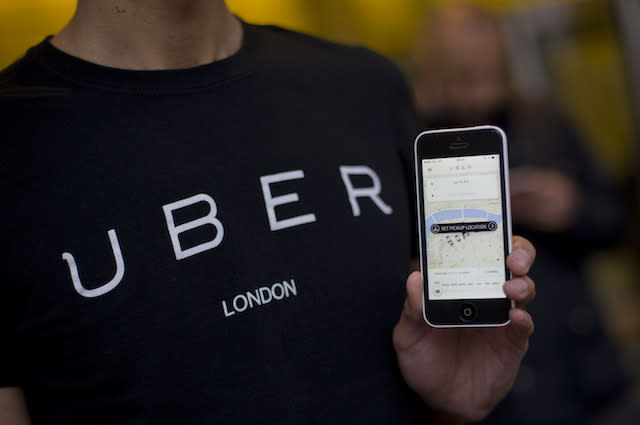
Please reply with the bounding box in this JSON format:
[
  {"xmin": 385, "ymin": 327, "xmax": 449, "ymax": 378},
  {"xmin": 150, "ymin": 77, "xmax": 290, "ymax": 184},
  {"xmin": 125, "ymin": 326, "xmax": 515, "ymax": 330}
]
[
  {"xmin": 414, "ymin": 126, "xmax": 512, "ymax": 327},
  {"xmin": 392, "ymin": 129, "xmax": 536, "ymax": 418},
  {"xmin": 392, "ymin": 240, "xmax": 536, "ymax": 422}
]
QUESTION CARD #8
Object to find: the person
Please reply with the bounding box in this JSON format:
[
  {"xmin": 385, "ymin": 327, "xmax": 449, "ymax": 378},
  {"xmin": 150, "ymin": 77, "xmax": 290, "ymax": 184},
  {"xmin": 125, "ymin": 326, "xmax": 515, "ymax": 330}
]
[
  {"xmin": 0, "ymin": 1, "xmax": 536, "ymax": 424},
  {"xmin": 411, "ymin": 2, "xmax": 630, "ymax": 424}
]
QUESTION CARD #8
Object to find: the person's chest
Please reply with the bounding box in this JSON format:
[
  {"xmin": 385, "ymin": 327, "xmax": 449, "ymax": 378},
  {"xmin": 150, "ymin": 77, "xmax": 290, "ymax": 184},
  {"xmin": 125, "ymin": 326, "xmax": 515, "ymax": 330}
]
[{"xmin": 4, "ymin": 85, "xmax": 415, "ymax": 422}]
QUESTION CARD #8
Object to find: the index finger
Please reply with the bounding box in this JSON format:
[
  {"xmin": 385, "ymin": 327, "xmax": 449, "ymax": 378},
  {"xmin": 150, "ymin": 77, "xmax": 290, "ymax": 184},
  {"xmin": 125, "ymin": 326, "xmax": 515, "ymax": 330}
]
[{"xmin": 507, "ymin": 236, "xmax": 536, "ymax": 276}]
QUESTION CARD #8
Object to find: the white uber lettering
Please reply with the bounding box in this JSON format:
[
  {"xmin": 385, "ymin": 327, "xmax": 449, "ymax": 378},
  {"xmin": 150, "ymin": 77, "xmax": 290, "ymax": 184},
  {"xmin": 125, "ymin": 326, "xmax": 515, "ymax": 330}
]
[
  {"xmin": 271, "ymin": 283, "xmax": 285, "ymax": 300},
  {"xmin": 339, "ymin": 166, "xmax": 393, "ymax": 216},
  {"xmin": 233, "ymin": 294, "xmax": 248, "ymax": 312},
  {"xmin": 283, "ymin": 280, "xmax": 297, "ymax": 296},
  {"xmin": 259, "ymin": 287, "xmax": 273, "ymax": 303},
  {"xmin": 222, "ymin": 301, "xmax": 235, "ymax": 317},
  {"xmin": 247, "ymin": 291, "xmax": 262, "ymax": 308},
  {"xmin": 221, "ymin": 279, "xmax": 298, "ymax": 318},
  {"xmin": 162, "ymin": 193, "xmax": 224, "ymax": 260},
  {"xmin": 260, "ymin": 170, "xmax": 317, "ymax": 231},
  {"xmin": 62, "ymin": 229, "xmax": 125, "ymax": 298}
]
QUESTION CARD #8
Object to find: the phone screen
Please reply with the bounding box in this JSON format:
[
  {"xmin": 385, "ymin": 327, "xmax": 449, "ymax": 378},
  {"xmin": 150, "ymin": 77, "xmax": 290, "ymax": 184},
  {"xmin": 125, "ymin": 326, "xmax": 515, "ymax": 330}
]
[{"xmin": 421, "ymin": 154, "xmax": 507, "ymax": 300}]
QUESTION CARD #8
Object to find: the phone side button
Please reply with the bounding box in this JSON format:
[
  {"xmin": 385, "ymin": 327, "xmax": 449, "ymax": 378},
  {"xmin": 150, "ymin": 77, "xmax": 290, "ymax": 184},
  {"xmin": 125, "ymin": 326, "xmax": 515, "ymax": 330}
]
[{"xmin": 460, "ymin": 303, "xmax": 476, "ymax": 322}]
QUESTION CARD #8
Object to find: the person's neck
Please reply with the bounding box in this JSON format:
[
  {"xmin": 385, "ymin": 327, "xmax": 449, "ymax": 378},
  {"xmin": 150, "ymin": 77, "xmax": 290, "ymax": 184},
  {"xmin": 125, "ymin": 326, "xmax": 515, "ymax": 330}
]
[{"xmin": 51, "ymin": 0, "xmax": 243, "ymax": 70}]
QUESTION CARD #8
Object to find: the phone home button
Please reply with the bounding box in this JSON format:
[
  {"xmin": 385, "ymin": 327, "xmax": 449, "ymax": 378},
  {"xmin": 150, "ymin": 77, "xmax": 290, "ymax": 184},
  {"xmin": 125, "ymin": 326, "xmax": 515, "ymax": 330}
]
[{"xmin": 460, "ymin": 303, "xmax": 476, "ymax": 322}]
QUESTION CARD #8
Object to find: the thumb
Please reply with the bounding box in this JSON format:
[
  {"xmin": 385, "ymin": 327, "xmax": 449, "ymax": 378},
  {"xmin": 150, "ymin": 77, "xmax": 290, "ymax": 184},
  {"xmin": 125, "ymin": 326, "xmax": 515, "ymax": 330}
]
[
  {"xmin": 393, "ymin": 272, "xmax": 431, "ymax": 351},
  {"xmin": 404, "ymin": 271, "xmax": 424, "ymax": 321}
]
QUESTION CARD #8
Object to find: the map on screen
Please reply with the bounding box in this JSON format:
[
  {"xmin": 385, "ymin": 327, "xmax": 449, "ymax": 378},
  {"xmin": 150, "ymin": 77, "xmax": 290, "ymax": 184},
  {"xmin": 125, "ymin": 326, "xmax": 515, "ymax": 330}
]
[{"xmin": 422, "ymin": 155, "xmax": 507, "ymax": 300}]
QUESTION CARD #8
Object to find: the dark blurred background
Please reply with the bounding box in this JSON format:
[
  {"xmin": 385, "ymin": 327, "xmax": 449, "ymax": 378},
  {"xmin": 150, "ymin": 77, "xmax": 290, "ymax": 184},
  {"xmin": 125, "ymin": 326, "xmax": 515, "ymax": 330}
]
[{"xmin": 2, "ymin": 0, "xmax": 638, "ymax": 423}]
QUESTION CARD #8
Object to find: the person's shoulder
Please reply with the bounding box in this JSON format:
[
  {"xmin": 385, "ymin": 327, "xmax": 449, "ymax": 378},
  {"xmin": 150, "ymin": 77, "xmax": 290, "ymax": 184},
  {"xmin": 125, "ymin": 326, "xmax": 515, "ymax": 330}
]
[
  {"xmin": 246, "ymin": 23, "xmax": 405, "ymax": 85},
  {"xmin": 0, "ymin": 43, "xmax": 68, "ymax": 105},
  {"xmin": 0, "ymin": 57, "xmax": 30, "ymax": 100},
  {"xmin": 249, "ymin": 23, "xmax": 382, "ymax": 60}
]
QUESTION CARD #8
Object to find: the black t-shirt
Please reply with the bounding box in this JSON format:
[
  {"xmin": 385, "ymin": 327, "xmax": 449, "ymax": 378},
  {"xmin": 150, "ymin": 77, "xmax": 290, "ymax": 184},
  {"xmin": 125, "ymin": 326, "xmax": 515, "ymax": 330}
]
[{"xmin": 0, "ymin": 22, "xmax": 425, "ymax": 424}]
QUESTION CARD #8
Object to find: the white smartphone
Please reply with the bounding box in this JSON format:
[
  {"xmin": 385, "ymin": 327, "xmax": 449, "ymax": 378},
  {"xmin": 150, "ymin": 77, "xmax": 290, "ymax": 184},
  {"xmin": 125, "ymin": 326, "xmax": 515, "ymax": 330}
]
[{"xmin": 414, "ymin": 126, "xmax": 513, "ymax": 327}]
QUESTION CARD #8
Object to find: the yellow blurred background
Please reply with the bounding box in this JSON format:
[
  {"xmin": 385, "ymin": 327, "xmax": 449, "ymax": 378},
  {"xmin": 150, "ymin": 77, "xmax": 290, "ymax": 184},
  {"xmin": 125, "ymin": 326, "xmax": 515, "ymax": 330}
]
[
  {"xmin": 1, "ymin": 0, "xmax": 639, "ymax": 385},
  {"xmin": 0, "ymin": 0, "xmax": 632, "ymax": 178},
  {"xmin": 0, "ymin": 1, "xmax": 588, "ymax": 67}
]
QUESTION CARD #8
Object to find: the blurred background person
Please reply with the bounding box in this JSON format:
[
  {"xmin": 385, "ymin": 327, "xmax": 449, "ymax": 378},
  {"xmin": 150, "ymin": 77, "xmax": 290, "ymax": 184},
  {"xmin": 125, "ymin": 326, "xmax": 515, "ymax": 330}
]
[{"xmin": 411, "ymin": 2, "xmax": 635, "ymax": 424}]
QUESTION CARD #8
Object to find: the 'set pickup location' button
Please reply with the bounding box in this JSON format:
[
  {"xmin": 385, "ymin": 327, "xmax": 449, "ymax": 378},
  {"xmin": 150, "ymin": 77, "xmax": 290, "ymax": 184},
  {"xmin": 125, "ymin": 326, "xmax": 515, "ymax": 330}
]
[{"xmin": 431, "ymin": 221, "xmax": 498, "ymax": 234}]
